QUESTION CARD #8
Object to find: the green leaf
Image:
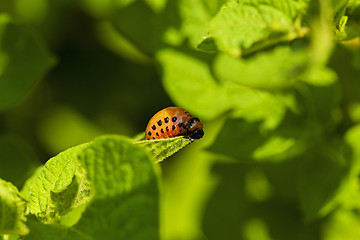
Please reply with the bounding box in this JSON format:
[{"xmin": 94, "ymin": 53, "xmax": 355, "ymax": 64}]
[
  {"xmin": 345, "ymin": 124, "xmax": 360, "ymax": 164},
  {"xmin": 179, "ymin": 0, "xmax": 227, "ymax": 48},
  {"xmin": 20, "ymin": 166, "xmax": 43, "ymax": 201},
  {"xmin": 107, "ymin": 1, "xmax": 163, "ymax": 55},
  {"xmin": 29, "ymin": 143, "xmax": 90, "ymax": 222},
  {"xmin": 301, "ymin": 66, "xmax": 337, "ymax": 86},
  {"xmin": 26, "ymin": 135, "xmax": 160, "ymax": 239},
  {"xmin": 207, "ymin": 116, "xmax": 306, "ymax": 162},
  {"xmin": 296, "ymin": 83, "xmax": 340, "ymax": 128},
  {"xmin": 197, "ymin": 37, "xmax": 217, "ymax": 52},
  {"xmin": 0, "ymin": 14, "xmax": 55, "ymax": 111},
  {"xmin": 0, "ymin": 179, "xmax": 28, "ymax": 235},
  {"xmin": 144, "ymin": 0, "xmax": 168, "ymax": 12},
  {"xmin": 214, "ymin": 46, "xmax": 308, "ymax": 89},
  {"xmin": 207, "ymin": 119, "xmax": 268, "ymax": 161},
  {"xmin": 323, "ymin": 210, "xmax": 360, "ymax": 240},
  {"xmin": 157, "ymin": 48, "xmax": 300, "ymax": 124},
  {"xmin": 335, "ymin": 125, "xmax": 360, "ymax": 210},
  {"xmin": 178, "ymin": 0, "xmax": 213, "ymax": 47},
  {"xmin": 304, "ymin": 0, "xmax": 336, "ymax": 86},
  {"xmin": 157, "ymin": 48, "xmax": 232, "ymax": 120},
  {"xmin": 209, "ymin": 0, "xmax": 307, "ymax": 56},
  {"xmin": 0, "ymin": 234, "xmax": 20, "ymax": 240},
  {"xmin": 24, "ymin": 215, "xmax": 85, "ymax": 240},
  {"xmin": 297, "ymin": 142, "xmax": 352, "ymax": 221},
  {"xmin": 228, "ymin": 87, "xmax": 296, "ymax": 130},
  {"xmin": 333, "ymin": 0, "xmax": 353, "ymax": 40},
  {"xmin": 49, "ymin": 168, "xmax": 92, "ymax": 220},
  {"xmin": 72, "ymin": 135, "xmax": 160, "ymax": 239},
  {"xmin": 342, "ymin": 0, "xmax": 360, "ymax": 39},
  {"xmin": 136, "ymin": 136, "xmax": 192, "ymax": 163},
  {"xmin": 203, "ymin": 162, "xmax": 318, "ymax": 240}
]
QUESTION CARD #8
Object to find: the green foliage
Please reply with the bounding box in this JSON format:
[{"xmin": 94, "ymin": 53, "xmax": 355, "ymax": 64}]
[
  {"xmin": 136, "ymin": 136, "xmax": 192, "ymax": 163},
  {"xmin": 0, "ymin": 14, "xmax": 54, "ymax": 111},
  {"xmin": 157, "ymin": 48, "xmax": 231, "ymax": 119},
  {"xmin": 1, "ymin": 136, "xmax": 161, "ymax": 239},
  {"xmin": 208, "ymin": 0, "xmax": 307, "ymax": 56},
  {"xmin": 0, "ymin": 179, "xmax": 28, "ymax": 235},
  {"xmin": 1, "ymin": 0, "xmax": 360, "ymax": 239},
  {"xmin": 28, "ymin": 143, "xmax": 90, "ymax": 222}
]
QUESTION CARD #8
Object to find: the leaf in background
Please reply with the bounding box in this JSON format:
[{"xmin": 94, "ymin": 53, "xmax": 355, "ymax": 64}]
[
  {"xmin": 197, "ymin": 37, "xmax": 217, "ymax": 52},
  {"xmin": 345, "ymin": 124, "xmax": 360, "ymax": 164},
  {"xmin": 0, "ymin": 14, "xmax": 55, "ymax": 111},
  {"xmin": 136, "ymin": 136, "xmax": 192, "ymax": 163},
  {"xmin": 323, "ymin": 210, "xmax": 360, "ymax": 240},
  {"xmin": 37, "ymin": 106, "xmax": 104, "ymax": 155},
  {"xmin": 296, "ymin": 82, "xmax": 341, "ymax": 129},
  {"xmin": 227, "ymin": 86, "xmax": 296, "ymax": 130},
  {"xmin": 207, "ymin": 116, "xmax": 306, "ymax": 162},
  {"xmin": 24, "ymin": 215, "xmax": 85, "ymax": 240},
  {"xmin": 29, "ymin": 143, "xmax": 90, "ymax": 222},
  {"xmin": 301, "ymin": 66, "xmax": 337, "ymax": 86},
  {"xmin": 0, "ymin": 234, "xmax": 20, "ymax": 240},
  {"xmin": 82, "ymin": 0, "xmax": 136, "ymax": 17},
  {"xmin": 328, "ymin": 44, "xmax": 360, "ymax": 124},
  {"xmin": 207, "ymin": 119, "xmax": 268, "ymax": 161},
  {"xmin": 178, "ymin": 0, "xmax": 212, "ymax": 47},
  {"xmin": 72, "ymin": 135, "xmax": 160, "ymax": 239},
  {"xmin": 95, "ymin": 22, "xmax": 151, "ymax": 64},
  {"xmin": 336, "ymin": 124, "xmax": 360, "ymax": 210},
  {"xmin": 303, "ymin": 0, "xmax": 337, "ymax": 87},
  {"xmin": 0, "ymin": 179, "xmax": 28, "ymax": 235},
  {"xmin": 214, "ymin": 46, "xmax": 307, "ymax": 89},
  {"xmin": 332, "ymin": 0, "xmax": 359, "ymax": 40},
  {"xmin": 0, "ymin": 135, "xmax": 39, "ymax": 189},
  {"xmin": 297, "ymin": 142, "xmax": 352, "ymax": 221},
  {"xmin": 179, "ymin": 0, "xmax": 226, "ymax": 40},
  {"xmin": 203, "ymin": 162, "xmax": 320, "ymax": 240},
  {"xmin": 171, "ymin": 45, "xmax": 303, "ymax": 159},
  {"xmin": 343, "ymin": 1, "xmax": 360, "ymax": 40},
  {"xmin": 107, "ymin": 1, "xmax": 163, "ymax": 55},
  {"xmin": 157, "ymin": 48, "xmax": 231, "ymax": 120},
  {"xmin": 209, "ymin": 0, "xmax": 307, "ymax": 56},
  {"xmin": 157, "ymin": 47, "xmax": 299, "ymax": 125},
  {"xmin": 333, "ymin": 0, "xmax": 349, "ymax": 40}
]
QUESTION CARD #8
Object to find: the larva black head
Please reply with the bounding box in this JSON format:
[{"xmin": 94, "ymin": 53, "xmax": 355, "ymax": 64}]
[
  {"xmin": 186, "ymin": 117, "xmax": 204, "ymax": 139},
  {"xmin": 189, "ymin": 128, "xmax": 204, "ymax": 139}
]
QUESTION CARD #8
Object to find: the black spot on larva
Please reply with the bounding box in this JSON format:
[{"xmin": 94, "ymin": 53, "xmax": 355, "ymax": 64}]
[
  {"xmin": 161, "ymin": 129, "xmax": 164, "ymax": 133},
  {"xmin": 157, "ymin": 120, "xmax": 162, "ymax": 126},
  {"xmin": 172, "ymin": 125, "xmax": 176, "ymax": 130},
  {"xmin": 172, "ymin": 116, "xmax": 177, "ymax": 122},
  {"xmin": 166, "ymin": 126, "xmax": 169, "ymax": 132},
  {"xmin": 156, "ymin": 132, "xmax": 159, "ymax": 136},
  {"xmin": 148, "ymin": 131, "xmax": 152, "ymax": 136},
  {"xmin": 178, "ymin": 122, "xmax": 183, "ymax": 127},
  {"xmin": 188, "ymin": 118, "xmax": 199, "ymax": 127},
  {"xmin": 152, "ymin": 125, "xmax": 156, "ymax": 130},
  {"xmin": 164, "ymin": 117, "xmax": 169, "ymax": 123},
  {"xmin": 183, "ymin": 124, "xmax": 187, "ymax": 129},
  {"xmin": 152, "ymin": 137, "xmax": 155, "ymax": 139}
]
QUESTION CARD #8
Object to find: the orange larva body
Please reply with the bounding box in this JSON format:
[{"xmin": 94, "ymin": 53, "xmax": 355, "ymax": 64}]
[{"xmin": 145, "ymin": 107, "xmax": 204, "ymax": 140}]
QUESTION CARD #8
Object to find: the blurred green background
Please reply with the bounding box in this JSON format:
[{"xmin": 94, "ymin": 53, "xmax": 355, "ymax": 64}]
[{"xmin": 1, "ymin": 0, "xmax": 360, "ymax": 239}]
